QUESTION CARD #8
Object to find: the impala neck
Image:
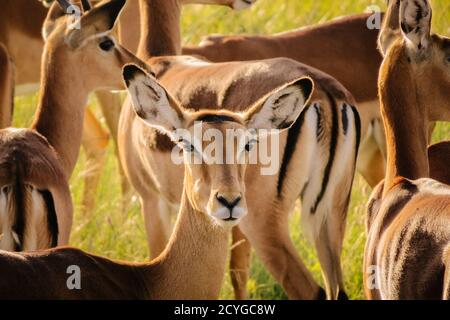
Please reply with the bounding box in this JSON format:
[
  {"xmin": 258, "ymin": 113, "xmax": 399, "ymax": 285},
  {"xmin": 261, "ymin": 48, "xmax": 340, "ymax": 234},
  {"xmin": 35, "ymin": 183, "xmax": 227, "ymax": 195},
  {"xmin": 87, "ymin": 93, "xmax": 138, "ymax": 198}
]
[
  {"xmin": 137, "ymin": 0, "xmax": 181, "ymax": 60},
  {"xmin": 143, "ymin": 189, "xmax": 229, "ymax": 299},
  {"xmin": 379, "ymin": 45, "xmax": 429, "ymax": 195},
  {"xmin": 31, "ymin": 50, "xmax": 89, "ymax": 177}
]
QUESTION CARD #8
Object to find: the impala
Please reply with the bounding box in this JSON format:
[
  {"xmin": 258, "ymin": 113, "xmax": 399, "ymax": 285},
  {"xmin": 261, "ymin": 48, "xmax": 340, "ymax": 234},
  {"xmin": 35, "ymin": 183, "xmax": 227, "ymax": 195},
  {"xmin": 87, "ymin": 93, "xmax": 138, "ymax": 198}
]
[
  {"xmin": 0, "ymin": 0, "xmax": 142, "ymax": 251},
  {"xmin": 0, "ymin": 64, "xmax": 312, "ymax": 300},
  {"xmin": 182, "ymin": 12, "xmax": 386, "ymax": 187},
  {"xmin": 363, "ymin": 0, "xmax": 450, "ymax": 299},
  {"xmin": 119, "ymin": 0, "xmax": 361, "ymax": 300},
  {"xmin": 0, "ymin": 0, "xmax": 258, "ymax": 213}
]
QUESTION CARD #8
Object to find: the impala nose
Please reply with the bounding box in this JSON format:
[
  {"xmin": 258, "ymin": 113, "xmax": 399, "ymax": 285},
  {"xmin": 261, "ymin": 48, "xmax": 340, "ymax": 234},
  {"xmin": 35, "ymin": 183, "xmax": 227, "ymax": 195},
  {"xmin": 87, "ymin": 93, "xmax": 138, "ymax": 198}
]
[
  {"xmin": 214, "ymin": 192, "xmax": 244, "ymax": 221},
  {"xmin": 216, "ymin": 193, "xmax": 241, "ymax": 210}
]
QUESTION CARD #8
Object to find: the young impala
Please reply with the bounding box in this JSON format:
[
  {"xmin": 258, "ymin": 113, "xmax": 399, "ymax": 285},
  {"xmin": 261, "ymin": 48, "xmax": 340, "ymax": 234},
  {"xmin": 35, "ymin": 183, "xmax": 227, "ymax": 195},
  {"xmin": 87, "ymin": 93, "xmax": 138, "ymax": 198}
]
[
  {"xmin": 0, "ymin": 0, "xmax": 142, "ymax": 251},
  {"xmin": 0, "ymin": 64, "xmax": 312, "ymax": 300},
  {"xmin": 364, "ymin": 0, "xmax": 450, "ymax": 299},
  {"xmin": 119, "ymin": 0, "xmax": 361, "ymax": 300}
]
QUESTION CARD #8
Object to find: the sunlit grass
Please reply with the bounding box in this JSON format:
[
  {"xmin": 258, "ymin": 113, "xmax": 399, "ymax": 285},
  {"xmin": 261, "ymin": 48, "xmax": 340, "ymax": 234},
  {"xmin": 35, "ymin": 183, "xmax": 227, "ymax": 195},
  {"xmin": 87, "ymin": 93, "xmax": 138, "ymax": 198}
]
[{"xmin": 12, "ymin": 0, "xmax": 449, "ymax": 300}]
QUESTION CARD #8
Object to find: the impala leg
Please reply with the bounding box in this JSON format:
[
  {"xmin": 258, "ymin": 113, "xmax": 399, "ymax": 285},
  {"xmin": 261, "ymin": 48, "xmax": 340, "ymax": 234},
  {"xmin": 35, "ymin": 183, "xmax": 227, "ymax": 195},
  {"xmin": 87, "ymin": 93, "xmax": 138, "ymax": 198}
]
[
  {"xmin": 230, "ymin": 226, "xmax": 251, "ymax": 300},
  {"xmin": 95, "ymin": 91, "xmax": 131, "ymax": 199},
  {"xmin": 357, "ymin": 129, "xmax": 385, "ymax": 188},
  {"xmin": 141, "ymin": 194, "xmax": 172, "ymax": 258},
  {"xmin": 0, "ymin": 43, "xmax": 14, "ymax": 128},
  {"xmin": 240, "ymin": 210, "xmax": 323, "ymax": 300},
  {"xmin": 81, "ymin": 108, "xmax": 109, "ymax": 214},
  {"xmin": 312, "ymin": 209, "xmax": 347, "ymax": 300}
]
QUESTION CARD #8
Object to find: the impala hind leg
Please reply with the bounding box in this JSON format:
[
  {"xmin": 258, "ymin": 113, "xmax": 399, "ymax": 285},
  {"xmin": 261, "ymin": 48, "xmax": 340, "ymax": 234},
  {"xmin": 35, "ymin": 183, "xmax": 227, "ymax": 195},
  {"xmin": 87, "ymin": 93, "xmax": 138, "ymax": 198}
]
[
  {"xmin": 240, "ymin": 211, "xmax": 323, "ymax": 300},
  {"xmin": 357, "ymin": 124, "xmax": 385, "ymax": 188},
  {"xmin": 81, "ymin": 108, "xmax": 109, "ymax": 214},
  {"xmin": 0, "ymin": 43, "xmax": 14, "ymax": 128},
  {"xmin": 96, "ymin": 91, "xmax": 131, "ymax": 200},
  {"xmin": 312, "ymin": 206, "xmax": 347, "ymax": 300},
  {"xmin": 142, "ymin": 194, "xmax": 172, "ymax": 258},
  {"xmin": 303, "ymin": 103, "xmax": 359, "ymax": 299},
  {"xmin": 301, "ymin": 193, "xmax": 349, "ymax": 300},
  {"xmin": 230, "ymin": 226, "xmax": 251, "ymax": 299}
]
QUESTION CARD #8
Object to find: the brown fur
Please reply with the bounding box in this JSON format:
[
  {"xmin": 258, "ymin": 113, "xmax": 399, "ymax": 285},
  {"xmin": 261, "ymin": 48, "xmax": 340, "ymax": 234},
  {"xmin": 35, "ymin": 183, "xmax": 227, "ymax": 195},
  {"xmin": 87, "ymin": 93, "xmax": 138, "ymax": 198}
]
[
  {"xmin": 428, "ymin": 141, "xmax": 450, "ymax": 185},
  {"xmin": 182, "ymin": 13, "xmax": 385, "ymax": 187},
  {"xmin": 117, "ymin": 6, "xmax": 385, "ymax": 186},
  {"xmin": 119, "ymin": 0, "xmax": 361, "ymax": 300},
  {"xmin": 0, "ymin": 129, "xmax": 70, "ymax": 251},
  {"xmin": 0, "ymin": 80, "xmax": 302, "ymax": 299},
  {"xmin": 364, "ymin": 178, "xmax": 450, "ymax": 299},
  {"xmin": 0, "ymin": 0, "xmax": 143, "ymax": 252},
  {"xmin": 364, "ymin": 0, "xmax": 450, "ymax": 300}
]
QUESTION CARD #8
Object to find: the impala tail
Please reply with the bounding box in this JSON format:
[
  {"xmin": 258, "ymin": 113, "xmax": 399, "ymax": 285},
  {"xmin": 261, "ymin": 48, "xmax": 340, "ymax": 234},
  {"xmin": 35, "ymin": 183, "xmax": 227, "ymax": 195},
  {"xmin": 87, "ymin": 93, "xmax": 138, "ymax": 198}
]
[{"xmin": 0, "ymin": 152, "xmax": 58, "ymax": 252}]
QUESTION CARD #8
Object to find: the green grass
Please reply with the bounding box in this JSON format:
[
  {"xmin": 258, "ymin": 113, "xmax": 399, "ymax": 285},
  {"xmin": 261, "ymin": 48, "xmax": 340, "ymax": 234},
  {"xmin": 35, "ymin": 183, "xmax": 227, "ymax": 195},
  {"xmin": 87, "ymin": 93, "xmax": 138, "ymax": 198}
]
[{"xmin": 13, "ymin": 0, "xmax": 450, "ymax": 300}]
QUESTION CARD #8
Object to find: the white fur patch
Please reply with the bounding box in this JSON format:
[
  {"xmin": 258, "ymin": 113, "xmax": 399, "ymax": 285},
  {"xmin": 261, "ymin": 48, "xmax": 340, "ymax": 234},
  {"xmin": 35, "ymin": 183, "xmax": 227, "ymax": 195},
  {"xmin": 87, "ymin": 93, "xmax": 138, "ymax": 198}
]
[
  {"xmin": 232, "ymin": 0, "xmax": 256, "ymax": 10},
  {"xmin": 416, "ymin": 178, "xmax": 450, "ymax": 196},
  {"xmin": 177, "ymin": 56, "xmax": 211, "ymax": 67}
]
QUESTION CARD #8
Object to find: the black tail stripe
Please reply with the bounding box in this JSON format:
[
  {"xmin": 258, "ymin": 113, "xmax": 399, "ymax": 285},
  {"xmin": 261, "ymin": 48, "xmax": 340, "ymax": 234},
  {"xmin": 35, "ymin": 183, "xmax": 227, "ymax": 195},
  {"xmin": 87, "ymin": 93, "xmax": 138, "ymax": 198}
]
[
  {"xmin": 12, "ymin": 163, "xmax": 25, "ymax": 251},
  {"xmin": 276, "ymin": 105, "xmax": 309, "ymax": 195},
  {"xmin": 311, "ymin": 91, "xmax": 339, "ymax": 214},
  {"xmin": 39, "ymin": 190, "xmax": 59, "ymax": 248},
  {"xmin": 351, "ymin": 105, "xmax": 361, "ymax": 163},
  {"xmin": 341, "ymin": 104, "xmax": 349, "ymax": 135}
]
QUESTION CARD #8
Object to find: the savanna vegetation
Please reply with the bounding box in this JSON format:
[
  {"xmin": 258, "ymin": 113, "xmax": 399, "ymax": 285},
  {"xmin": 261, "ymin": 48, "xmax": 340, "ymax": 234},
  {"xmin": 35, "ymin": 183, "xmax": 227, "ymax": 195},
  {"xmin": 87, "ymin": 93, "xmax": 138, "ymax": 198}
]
[{"xmin": 13, "ymin": 0, "xmax": 449, "ymax": 299}]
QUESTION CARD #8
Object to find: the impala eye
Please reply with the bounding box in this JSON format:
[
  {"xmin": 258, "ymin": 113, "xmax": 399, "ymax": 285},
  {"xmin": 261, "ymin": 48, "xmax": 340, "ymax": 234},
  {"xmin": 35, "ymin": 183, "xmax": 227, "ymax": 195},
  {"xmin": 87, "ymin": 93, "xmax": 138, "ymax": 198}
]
[
  {"xmin": 179, "ymin": 139, "xmax": 196, "ymax": 153},
  {"xmin": 99, "ymin": 38, "xmax": 115, "ymax": 51},
  {"xmin": 244, "ymin": 139, "xmax": 257, "ymax": 152}
]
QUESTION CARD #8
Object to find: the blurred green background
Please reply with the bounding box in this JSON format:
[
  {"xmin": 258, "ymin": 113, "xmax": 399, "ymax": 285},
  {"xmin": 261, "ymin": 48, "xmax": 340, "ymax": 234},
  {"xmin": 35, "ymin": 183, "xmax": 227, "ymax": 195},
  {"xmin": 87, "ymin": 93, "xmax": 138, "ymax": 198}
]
[{"xmin": 14, "ymin": 0, "xmax": 449, "ymax": 300}]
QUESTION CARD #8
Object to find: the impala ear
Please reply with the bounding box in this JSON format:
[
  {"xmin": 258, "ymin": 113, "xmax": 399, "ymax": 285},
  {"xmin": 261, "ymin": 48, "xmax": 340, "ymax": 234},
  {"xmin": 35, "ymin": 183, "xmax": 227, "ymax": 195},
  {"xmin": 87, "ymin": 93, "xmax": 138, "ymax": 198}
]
[
  {"xmin": 123, "ymin": 64, "xmax": 186, "ymax": 138},
  {"xmin": 400, "ymin": 0, "xmax": 432, "ymax": 54},
  {"xmin": 244, "ymin": 77, "xmax": 313, "ymax": 132},
  {"xmin": 66, "ymin": 0, "xmax": 126, "ymax": 48},
  {"xmin": 42, "ymin": 1, "xmax": 67, "ymax": 40},
  {"xmin": 378, "ymin": 0, "xmax": 401, "ymax": 56}
]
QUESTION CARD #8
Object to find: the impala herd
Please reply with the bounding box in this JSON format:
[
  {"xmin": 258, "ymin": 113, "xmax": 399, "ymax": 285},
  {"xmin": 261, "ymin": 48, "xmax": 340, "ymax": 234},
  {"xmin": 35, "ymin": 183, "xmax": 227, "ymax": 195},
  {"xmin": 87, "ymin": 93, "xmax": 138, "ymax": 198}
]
[{"xmin": 0, "ymin": 0, "xmax": 448, "ymax": 300}]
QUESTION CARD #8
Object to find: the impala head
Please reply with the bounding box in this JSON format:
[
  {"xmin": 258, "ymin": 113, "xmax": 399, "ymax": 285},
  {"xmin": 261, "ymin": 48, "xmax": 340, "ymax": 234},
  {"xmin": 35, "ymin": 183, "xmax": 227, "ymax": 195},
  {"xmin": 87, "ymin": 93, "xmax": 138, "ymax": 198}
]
[
  {"xmin": 379, "ymin": 0, "xmax": 450, "ymax": 121},
  {"xmin": 123, "ymin": 64, "xmax": 313, "ymax": 227},
  {"xmin": 41, "ymin": 0, "xmax": 141, "ymax": 91}
]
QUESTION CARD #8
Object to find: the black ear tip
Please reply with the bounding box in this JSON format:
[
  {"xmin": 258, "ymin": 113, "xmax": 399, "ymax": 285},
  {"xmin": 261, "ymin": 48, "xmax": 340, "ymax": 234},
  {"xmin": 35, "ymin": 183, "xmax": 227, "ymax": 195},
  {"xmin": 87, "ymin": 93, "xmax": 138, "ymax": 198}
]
[
  {"xmin": 113, "ymin": 0, "xmax": 127, "ymax": 10},
  {"xmin": 297, "ymin": 77, "xmax": 314, "ymax": 100},
  {"xmin": 123, "ymin": 64, "xmax": 141, "ymax": 85}
]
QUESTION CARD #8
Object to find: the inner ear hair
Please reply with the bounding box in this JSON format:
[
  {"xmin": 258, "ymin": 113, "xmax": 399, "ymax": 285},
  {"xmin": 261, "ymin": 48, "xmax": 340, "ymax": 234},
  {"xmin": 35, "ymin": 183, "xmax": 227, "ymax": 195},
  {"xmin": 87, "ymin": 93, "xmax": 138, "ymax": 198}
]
[
  {"xmin": 245, "ymin": 77, "xmax": 313, "ymax": 131},
  {"xmin": 400, "ymin": 0, "xmax": 432, "ymax": 52}
]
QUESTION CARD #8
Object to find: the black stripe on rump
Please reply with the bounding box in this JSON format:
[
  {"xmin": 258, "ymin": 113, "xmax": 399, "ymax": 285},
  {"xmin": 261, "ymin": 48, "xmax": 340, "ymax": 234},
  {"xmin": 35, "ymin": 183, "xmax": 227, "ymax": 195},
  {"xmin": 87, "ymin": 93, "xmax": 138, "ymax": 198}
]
[
  {"xmin": 39, "ymin": 190, "xmax": 59, "ymax": 248},
  {"xmin": 350, "ymin": 105, "xmax": 361, "ymax": 163},
  {"xmin": 276, "ymin": 105, "xmax": 310, "ymax": 196},
  {"xmin": 12, "ymin": 163, "xmax": 25, "ymax": 251},
  {"xmin": 310, "ymin": 91, "xmax": 339, "ymax": 214}
]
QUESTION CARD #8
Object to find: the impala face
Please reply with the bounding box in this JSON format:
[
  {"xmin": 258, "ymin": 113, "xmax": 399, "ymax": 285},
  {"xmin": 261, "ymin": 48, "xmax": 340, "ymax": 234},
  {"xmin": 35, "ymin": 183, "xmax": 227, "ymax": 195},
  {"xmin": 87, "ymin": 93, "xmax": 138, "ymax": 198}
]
[
  {"xmin": 42, "ymin": 0, "xmax": 142, "ymax": 91},
  {"xmin": 123, "ymin": 64, "xmax": 313, "ymax": 227},
  {"xmin": 180, "ymin": 119, "xmax": 250, "ymax": 226}
]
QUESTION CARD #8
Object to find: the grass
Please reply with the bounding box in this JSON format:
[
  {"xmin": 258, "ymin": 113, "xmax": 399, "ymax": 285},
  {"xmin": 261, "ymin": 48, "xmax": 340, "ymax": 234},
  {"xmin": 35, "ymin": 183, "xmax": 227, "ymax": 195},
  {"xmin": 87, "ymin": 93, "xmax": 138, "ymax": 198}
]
[{"xmin": 13, "ymin": 0, "xmax": 449, "ymax": 300}]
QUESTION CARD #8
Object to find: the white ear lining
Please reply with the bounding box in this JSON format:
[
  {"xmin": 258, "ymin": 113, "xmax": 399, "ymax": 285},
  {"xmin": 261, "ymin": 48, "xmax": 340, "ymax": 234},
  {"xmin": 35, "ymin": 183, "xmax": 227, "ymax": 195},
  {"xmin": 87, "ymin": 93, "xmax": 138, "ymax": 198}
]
[
  {"xmin": 247, "ymin": 85, "xmax": 307, "ymax": 130},
  {"xmin": 128, "ymin": 73, "xmax": 183, "ymax": 134},
  {"xmin": 400, "ymin": 0, "xmax": 432, "ymax": 51}
]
